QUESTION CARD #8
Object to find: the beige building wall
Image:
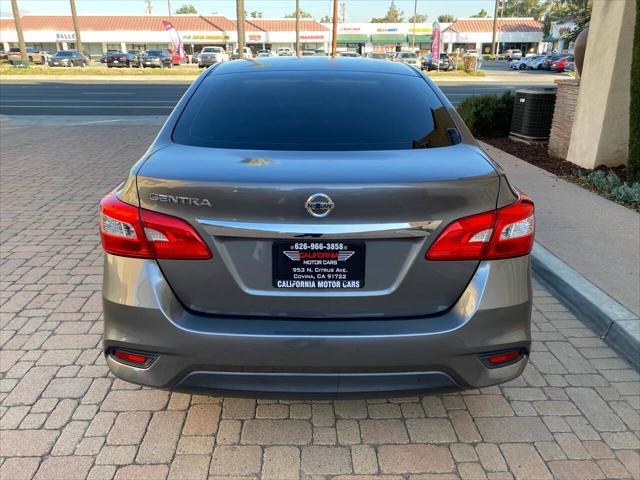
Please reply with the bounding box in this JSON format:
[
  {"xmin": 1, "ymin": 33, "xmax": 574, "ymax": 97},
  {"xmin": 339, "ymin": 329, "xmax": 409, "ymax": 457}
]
[{"xmin": 566, "ymin": 0, "xmax": 636, "ymax": 169}]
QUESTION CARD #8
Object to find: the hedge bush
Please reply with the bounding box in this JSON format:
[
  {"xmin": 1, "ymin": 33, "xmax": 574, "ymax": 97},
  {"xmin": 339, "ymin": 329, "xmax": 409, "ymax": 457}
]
[
  {"xmin": 575, "ymin": 170, "xmax": 640, "ymax": 208},
  {"xmin": 456, "ymin": 91, "xmax": 515, "ymax": 137},
  {"xmin": 629, "ymin": 0, "xmax": 640, "ymax": 182}
]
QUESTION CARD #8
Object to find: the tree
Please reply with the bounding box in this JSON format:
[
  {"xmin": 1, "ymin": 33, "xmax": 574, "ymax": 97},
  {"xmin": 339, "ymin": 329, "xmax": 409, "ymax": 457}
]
[
  {"xmin": 175, "ymin": 3, "xmax": 197, "ymax": 14},
  {"xmin": 284, "ymin": 8, "xmax": 313, "ymax": 18},
  {"xmin": 408, "ymin": 13, "xmax": 427, "ymax": 23},
  {"xmin": 471, "ymin": 8, "xmax": 489, "ymax": 18},
  {"xmin": 499, "ymin": 0, "xmax": 548, "ymax": 21},
  {"xmin": 438, "ymin": 14, "xmax": 455, "ymax": 23},
  {"xmin": 541, "ymin": 0, "xmax": 591, "ymax": 39},
  {"xmin": 319, "ymin": 15, "xmax": 331, "ymax": 23},
  {"xmin": 371, "ymin": 1, "xmax": 404, "ymax": 23},
  {"xmin": 249, "ymin": 10, "xmax": 262, "ymax": 18}
]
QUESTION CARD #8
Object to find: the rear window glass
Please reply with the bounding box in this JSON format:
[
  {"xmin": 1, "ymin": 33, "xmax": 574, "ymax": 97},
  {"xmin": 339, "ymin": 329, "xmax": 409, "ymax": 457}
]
[{"xmin": 172, "ymin": 71, "xmax": 458, "ymax": 151}]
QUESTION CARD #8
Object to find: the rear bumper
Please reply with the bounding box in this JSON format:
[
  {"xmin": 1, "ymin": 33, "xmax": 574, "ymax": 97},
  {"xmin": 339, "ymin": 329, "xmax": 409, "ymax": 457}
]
[{"xmin": 103, "ymin": 254, "xmax": 532, "ymax": 396}]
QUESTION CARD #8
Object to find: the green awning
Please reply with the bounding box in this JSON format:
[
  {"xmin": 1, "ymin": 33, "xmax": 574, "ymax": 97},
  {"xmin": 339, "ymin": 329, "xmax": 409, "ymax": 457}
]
[
  {"xmin": 543, "ymin": 35, "xmax": 557, "ymax": 42},
  {"xmin": 410, "ymin": 34, "xmax": 432, "ymax": 43},
  {"xmin": 336, "ymin": 34, "xmax": 369, "ymax": 44},
  {"xmin": 371, "ymin": 33, "xmax": 407, "ymax": 44}
]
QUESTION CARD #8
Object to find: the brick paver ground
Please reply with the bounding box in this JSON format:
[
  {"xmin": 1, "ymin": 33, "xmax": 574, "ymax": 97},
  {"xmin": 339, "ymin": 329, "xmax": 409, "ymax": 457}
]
[{"xmin": 1, "ymin": 122, "xmax": 639, "ymax": 480}]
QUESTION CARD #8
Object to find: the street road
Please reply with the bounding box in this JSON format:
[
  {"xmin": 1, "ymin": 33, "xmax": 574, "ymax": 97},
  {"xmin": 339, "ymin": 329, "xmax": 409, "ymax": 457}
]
[{"xmin": 0, "ymin": 81, "xmax": 556, "ymax": 116}]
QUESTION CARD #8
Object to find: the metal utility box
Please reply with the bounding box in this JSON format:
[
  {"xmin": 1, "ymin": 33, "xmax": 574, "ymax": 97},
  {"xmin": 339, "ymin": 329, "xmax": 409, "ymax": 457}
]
[{"xmin": 510, "ymin": 89, "xmax": 556, "ymax": 141}]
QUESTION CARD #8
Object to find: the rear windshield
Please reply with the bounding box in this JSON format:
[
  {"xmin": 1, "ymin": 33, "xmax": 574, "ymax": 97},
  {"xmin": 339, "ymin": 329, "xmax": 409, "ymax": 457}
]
[
  {"xmin": 55, "ymin": 51, "xmax": 73, "ymax": 57},
  {"xmin": 173, "ymin": 71, "xmax": 457, "ymax": 151},
  {"xmin": 145, "ymin": 50, "xmax": 164, "ymax": 56}
]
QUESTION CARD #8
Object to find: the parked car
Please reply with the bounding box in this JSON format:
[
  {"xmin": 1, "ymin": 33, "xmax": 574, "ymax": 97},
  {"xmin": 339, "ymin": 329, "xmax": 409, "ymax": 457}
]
[
  {"xmin": 100, "ymin": 57, "xmax": 535, "ymax": 396},
  {"xmin": 422, "ymin": 52, "xmax": 453, "ymax": 71},
  {"xmin": 141, "ymin": 49, "xmax": 173, "ymax": 68},
  {"xmin": 47, "ymin": 50, "xmax": 89, "ymax": 67},
  {"xmin": 542, "ymin": 54, "xmax": 563, "ymax": 70},
  {"xmin": 0, "ymin": 48, "xmax": 7, "ymax": 60},
  {"xmin": 300, "ymin": 50, "xmax": 315, "ymax": 56},
  {"xmin": 314, "ymin": 49, "xmax": 327, "ymax": 56},
  {"xmin": 505, "ymin": 49, "xmax": 523, "ymax": 61},
  {"xmin": 100, "ymin": 50, "xmax": 121, "ymax": 63},
  {"xmin": 197, "ymin": 46, "xmax": 229, "ymax": 67},
  {"xmin": 107, "ymin": 51, "xmax": 141, "ymax": 68},
  {"xmin": 465, "ymin": 49, "xmax": 478, "ymax": 56},
  {"xmin": 231, "ymin": 47, "xmax": 253, "ymax": 59},
  {"xmin": 551, "ymin": 55, "xmax": 574, "ymax": 73},
  {"xmin": 527, "ymin": 55, "xmax": 548, "ymax": 70},
  {"xmin": 392, "ymin": 51, "xmax": 420, "ymax": 68},
  {"xmin": 510, "ymin": 55, "xmax": 542, "ymax": 70},
  {"xmin": 276, "ymin": 47, "xmax": 293, "ymax": 56},
  {"xmin": 339, "ymin": 51, "xmax": 361, "ymax": 57},
  {"xmin": 255, "ymin": 49, "xmax": 272, "ymax": 57},
  {"xmin": 365, "ymin": 52, "xmax": 389, "ymax": 60},
  {"xmin": 167, "ymin": 49, "xmax": 181, "ymax": 65},
  {"xmin": 7, "ymin": 47, "xmax": 48, "ymax": 64}
]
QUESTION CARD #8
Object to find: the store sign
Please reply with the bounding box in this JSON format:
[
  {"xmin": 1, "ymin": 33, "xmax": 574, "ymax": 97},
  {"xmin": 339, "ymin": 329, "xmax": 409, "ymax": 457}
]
[
  {"xmin": 376, "ymin": 27, "xmax": 398, "ymax": 32},
  {"xmin": 300, "ymin": 35, "xmax": 324, "ymax": 40},
  {"xmin": 183, "ymin": 34, "xmax": 230, "ymax": 41},
  {"xmin": 340, "ymin": 27, "xmax": 361, "ymax": 32},
  {"xmin": 372, "ymin": 45, "xmax": 395, "ymax": 52},
  {"xmin": 408, "ymin": 27, "xmax": 432, "ymax": 33},
  {"xmin": 248, "ymin": 34, "xmax": 263, "ymax": 42},
  {"xmin": 55, "ymin": 32, "xmax": 76, "ymax": 41}
]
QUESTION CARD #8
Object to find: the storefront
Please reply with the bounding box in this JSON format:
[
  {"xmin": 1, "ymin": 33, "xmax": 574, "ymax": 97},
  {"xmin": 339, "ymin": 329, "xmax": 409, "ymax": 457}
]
[
  {"xmin": 442, "ymin": 18, "xmax": 544, "ymax": 55},
  {"xmin": 0, "ymin": 15, "xmax": 329, "ymax": 58}
]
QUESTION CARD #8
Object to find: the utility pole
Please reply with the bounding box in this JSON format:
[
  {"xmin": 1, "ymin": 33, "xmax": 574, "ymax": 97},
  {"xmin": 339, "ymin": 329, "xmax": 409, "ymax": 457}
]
[
  {"xmin": 411, "ymin": 0, "xmax": 417, "ymax": 50},
  {"xmin": 295, "ymin": 0, "xmax": 300, "ymax": 56},
  {"xmin": 69, "ymin": 0, "xmax": 83, "ymax": 53},
  {"xmin": 236, "ymin": 0, "xmax": 246, "ymax": 59},
  {"xmin": 145, "ymin": 0, "xmax": 152, "ymax": 15},
  {"xmin": 490, "ymin": 0, "xmax": 498, "ymax": 55},
  {"xmin": 10, "ymin": 0, "xmax": 27, "ymax": 62},
  {"xmin": 340, "ymin": 2, "xmax": 345, "ymax": 23},
  {"xmin": 167, "ymin": 0, "xmax": 172, "ymax": 16},
  {"xmin": 331, "ymin": 0, "xmax": 338, "ymax": 57}
]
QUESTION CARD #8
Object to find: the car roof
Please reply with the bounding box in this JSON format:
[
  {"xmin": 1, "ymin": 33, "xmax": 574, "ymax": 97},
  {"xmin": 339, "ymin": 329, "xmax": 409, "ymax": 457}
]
[{"xmin": 210, "ymin": 57, "xmax": 421, "ymax": 76}]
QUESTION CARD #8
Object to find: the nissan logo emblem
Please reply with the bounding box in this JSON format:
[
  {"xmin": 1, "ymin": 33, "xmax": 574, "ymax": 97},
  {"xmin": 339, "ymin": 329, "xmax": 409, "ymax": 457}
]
[{"xmin": 305, "ymin": 193, "xmax": 335, "ymax": 218}]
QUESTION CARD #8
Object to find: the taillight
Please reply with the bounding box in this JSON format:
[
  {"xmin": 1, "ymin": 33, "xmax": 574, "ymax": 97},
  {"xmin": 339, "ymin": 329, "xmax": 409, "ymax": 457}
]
[
  {"xmin": 426, "ymin": 194, "xmax": 534, "ymax": 261},
  {"xmin": 99, "ymin": 193, "xmax": 212, "ymax": 260}
]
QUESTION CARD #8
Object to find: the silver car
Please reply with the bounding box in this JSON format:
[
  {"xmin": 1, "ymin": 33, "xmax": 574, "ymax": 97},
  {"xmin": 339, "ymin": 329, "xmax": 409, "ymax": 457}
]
[
  {"xmin": 101, "ymin": 57, "xmax": 535, "ymax": 396},
  {"xmin": 393, "ymin": 51, "xmax": 421, "ymax": 69}
]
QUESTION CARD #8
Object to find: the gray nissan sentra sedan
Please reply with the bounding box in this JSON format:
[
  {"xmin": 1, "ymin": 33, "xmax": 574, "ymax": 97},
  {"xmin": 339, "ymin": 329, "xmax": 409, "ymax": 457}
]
[{"xmin": 100, "ymin": 57, "xmax": 535, "ymax": 396}]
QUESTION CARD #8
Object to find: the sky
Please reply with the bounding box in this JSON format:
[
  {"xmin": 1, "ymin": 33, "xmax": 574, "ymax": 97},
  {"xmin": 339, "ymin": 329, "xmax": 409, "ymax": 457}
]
[{"xmin": 0, "ymin": 0, "xmax": 497, "ymax": 22}]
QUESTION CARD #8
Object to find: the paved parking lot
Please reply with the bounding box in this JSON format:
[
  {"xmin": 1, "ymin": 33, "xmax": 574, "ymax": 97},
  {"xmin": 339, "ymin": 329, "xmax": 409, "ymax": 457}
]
[{"xmin": 1, "ymin": 122, "xmax": 639, "ymax": 480}]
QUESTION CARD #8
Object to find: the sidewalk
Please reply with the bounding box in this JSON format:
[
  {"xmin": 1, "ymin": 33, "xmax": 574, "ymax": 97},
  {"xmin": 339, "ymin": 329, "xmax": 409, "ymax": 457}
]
[{"xmin": 481, "ymin": 142, "xmax": 640, "ymax": 316}]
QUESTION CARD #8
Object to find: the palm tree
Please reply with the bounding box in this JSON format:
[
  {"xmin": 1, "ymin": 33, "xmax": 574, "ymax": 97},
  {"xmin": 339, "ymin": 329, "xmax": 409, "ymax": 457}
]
[
  {"xmin": 69, "ymin": 0, "xmax": 84, "ymax": 53},
  {"xmin": 10, "ymin": 0, "xmax": 27, "ymax": 62}
]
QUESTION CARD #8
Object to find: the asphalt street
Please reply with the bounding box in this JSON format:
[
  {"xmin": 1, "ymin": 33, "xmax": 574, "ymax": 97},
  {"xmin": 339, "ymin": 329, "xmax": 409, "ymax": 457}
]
[{"xmin": 0, "ymin": 81, "xmax": 557, "ymax": 116}]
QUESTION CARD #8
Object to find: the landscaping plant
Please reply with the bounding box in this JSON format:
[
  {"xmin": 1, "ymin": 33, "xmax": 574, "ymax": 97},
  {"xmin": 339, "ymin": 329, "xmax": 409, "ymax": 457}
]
[{"xmin": 456, "ymin": 91, "xmax": 515, "ymax": 137}]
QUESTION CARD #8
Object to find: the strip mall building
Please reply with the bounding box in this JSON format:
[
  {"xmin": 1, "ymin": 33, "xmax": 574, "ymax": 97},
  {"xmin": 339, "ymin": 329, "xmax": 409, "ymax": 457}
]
[{"xmin": 0, "ymin": 14, "xmax": 544, "ymax": 58}]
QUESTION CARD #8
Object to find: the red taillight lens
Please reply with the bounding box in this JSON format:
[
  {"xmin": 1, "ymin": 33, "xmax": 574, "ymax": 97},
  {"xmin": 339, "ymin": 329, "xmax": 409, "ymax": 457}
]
[
  {"xmin": 483, "ymin": 349, "xmax": 525, "ymax": 367},
  {"xmin": 99, "ymin": 193, "xmax": 212, "ymax": 260},
  {"xmin": 426, "ymin": 194, "xmax": 534, "ymax": 261},
  {"xmin": 113, "ymin": 349, "xmax": 149, "ymax": 364}
]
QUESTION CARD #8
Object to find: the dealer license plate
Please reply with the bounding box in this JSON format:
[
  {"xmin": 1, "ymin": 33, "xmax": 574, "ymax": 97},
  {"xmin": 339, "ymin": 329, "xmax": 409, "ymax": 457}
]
[{"xmin": 273, "ymin": 241, "xmax": 365, "ymax": 289}]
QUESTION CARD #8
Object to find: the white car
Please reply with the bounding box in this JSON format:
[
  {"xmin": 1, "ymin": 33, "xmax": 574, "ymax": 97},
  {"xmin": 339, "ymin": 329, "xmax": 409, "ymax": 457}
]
[
  {"xmin": 276, "ymin": 47, "xmax": 294, "ymax": 57},
  {"xmin": 256, "ymin": 49, "xmax": 272, "ymax": 57},
  {"xmin": 232, "ymin": 47, "xmax": 253, "ymax": 59},
  {"xmin": 392, "ymin": 51, "xmax": 421, "ymax": 69},
  {"xmin": 527, "ymin": 56, "xmax": 548, "ymax": 70},
  {"xmin": 510, "ymin": 55, "xmax": 541, "ymax": 70},
  {"xmin": 506, "ymin": 49, "xmax": 523, "ymax": 61},
  {"xmin": 196, "ymin": 46, "xmax": 229, "ymax": 68}
]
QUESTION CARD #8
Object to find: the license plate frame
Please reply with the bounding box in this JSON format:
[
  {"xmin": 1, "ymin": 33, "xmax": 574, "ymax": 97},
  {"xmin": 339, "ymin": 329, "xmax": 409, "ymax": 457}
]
[{"xmin": 272, "ymin": 241, "xmax": 365, "ymax": 289}]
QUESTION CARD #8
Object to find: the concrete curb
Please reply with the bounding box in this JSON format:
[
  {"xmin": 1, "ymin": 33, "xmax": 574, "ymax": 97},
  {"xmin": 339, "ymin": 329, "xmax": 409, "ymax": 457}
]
[{"xmin": 531, "ymin": 242, "xmax": 639, "ymax": 369}]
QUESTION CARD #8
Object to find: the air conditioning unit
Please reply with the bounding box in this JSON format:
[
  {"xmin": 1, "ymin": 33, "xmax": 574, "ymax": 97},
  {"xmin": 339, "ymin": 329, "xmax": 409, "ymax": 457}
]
[{"xmin": 510, "ymin": 89, "xmax": 556, "ymax": 141}]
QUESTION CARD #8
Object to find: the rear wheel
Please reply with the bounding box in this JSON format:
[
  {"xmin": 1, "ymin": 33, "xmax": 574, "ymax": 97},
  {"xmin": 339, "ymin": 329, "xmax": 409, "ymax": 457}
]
[{"xmin": 40, "ymin": 57, "xmax": 46, "ymax": 65}]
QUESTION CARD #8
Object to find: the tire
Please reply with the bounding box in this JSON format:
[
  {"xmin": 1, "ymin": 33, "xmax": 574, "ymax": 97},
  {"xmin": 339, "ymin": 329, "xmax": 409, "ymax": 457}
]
[
  {"xmin": 40, "ymin": 57, "xmax": 46, "ymax": 65},
  {"xmin": 127, "ymin": 61, "xmax": 131, "ymax": 68},
  {"xmin": 28, "ymin": 56, "xmax": 33, "ymax": 62},
  {"xmin": 519, "ymin": 64, "xmax": 526, "ymax": 70},
  {"xmin": 107, "ymin": 65, "xmax": 112, "ymax": 68}
]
